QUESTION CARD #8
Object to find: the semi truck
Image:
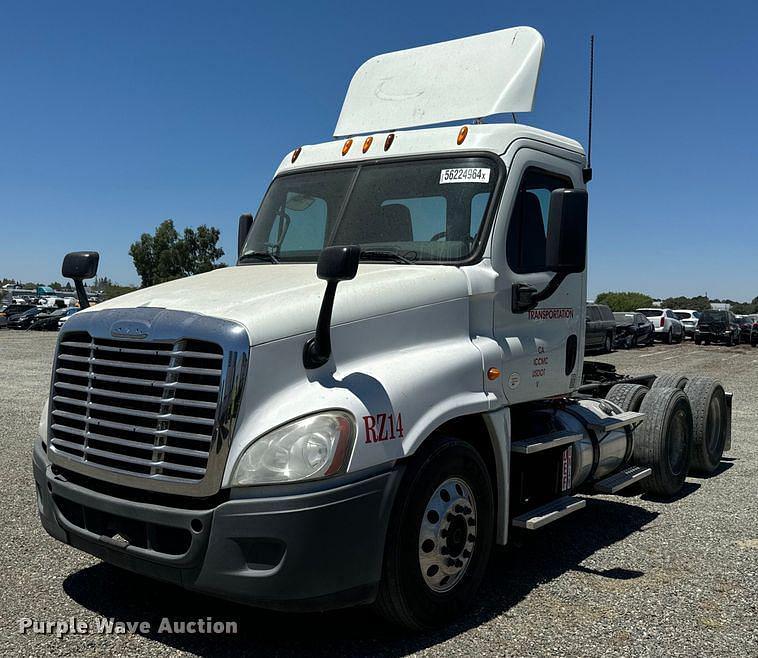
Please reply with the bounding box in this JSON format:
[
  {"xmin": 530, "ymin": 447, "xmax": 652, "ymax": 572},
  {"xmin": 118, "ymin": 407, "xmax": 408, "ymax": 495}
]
[{"xmin": 33, "ymin": 27, "xmax": 732, "ymax": 630}]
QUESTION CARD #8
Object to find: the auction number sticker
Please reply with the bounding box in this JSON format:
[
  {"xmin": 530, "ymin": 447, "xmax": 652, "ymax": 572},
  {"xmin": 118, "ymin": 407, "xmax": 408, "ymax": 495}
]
[{"xmin": 439, "ymin": 167, "xmax": 491, "ymax": 184}]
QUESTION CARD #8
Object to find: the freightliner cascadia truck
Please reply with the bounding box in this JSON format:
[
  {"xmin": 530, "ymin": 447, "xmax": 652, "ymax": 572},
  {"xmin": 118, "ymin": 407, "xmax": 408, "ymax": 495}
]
[{"xmin": 33, "ymin": 27, "xmax": 732, "ymax": 629}]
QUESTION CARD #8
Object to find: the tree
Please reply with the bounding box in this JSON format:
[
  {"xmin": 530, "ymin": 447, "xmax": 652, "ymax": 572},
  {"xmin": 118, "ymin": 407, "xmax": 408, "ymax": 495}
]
[
  {"xmin": 129, "ymin": 219, "xmax": 225, "ymax": 288},
  {"xmin": 594, "ymin": 291, "xmax": 654, "ymax": 311},
  {"xmin": 661, "ymin": 295, "xmax": 711, "ymax": 311}
]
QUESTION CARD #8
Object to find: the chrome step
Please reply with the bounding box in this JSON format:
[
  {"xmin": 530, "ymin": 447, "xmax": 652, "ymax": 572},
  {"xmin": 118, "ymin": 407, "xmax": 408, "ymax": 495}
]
[
  {"xmin": 586, "ymin": 411, "xmax": 645, "ymax": 432},
  {"xmin": 593, "ymin": 465, "xmax": 652, "ymax": 494},
  {"xmin": 511, "ymin": 431, "xmax": 582, "ymax": 455},
  {"xmin": 512, "ymin": 495, "xmax": 586, "ymax": 530}
]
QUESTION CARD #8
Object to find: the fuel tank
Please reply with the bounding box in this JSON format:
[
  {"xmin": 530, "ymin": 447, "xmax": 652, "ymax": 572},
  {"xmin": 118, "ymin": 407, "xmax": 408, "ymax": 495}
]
[{"xmin": 511, "ymin": 398, "xmax": 633, "ymax": 491}]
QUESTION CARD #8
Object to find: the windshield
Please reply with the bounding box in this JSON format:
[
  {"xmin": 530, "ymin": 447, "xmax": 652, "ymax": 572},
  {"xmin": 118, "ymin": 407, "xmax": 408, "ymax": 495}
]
[{"xmin": 241, "ymin": 157, "xmax": 499, "ymax": 264}]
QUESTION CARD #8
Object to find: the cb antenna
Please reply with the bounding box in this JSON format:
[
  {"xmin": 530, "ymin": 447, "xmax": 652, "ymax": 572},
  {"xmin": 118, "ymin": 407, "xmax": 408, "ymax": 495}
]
[{"xmin": 583, "ymin": 34, "xmax": 595, "ymax": 183}]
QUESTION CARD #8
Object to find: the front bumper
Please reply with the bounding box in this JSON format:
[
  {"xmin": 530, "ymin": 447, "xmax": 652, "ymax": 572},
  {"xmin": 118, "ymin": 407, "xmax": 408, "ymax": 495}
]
[{"xmin": 33, "ymin": 439, "xmax": 402, "ymax": 611}]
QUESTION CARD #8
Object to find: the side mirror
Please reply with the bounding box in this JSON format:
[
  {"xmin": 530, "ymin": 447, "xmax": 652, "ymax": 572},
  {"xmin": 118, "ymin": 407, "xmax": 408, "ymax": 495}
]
[
  {"xmin": 237, "ymin": 213, "xmax": 253, "ymax": 258},
  {"xmin": 545, "ymin": 188, "xmax": 588, "ymax": 273},
  {"xmin": 62, "ymin": 251, "xmax": 99, "ymax": 309},
  {"xmin": 512, "ymin": 189, "xmax": 587, "ymax": 314},
  {"xmin": 316, "ymin": 244, "xmax": 360, "ymax": 282},
  {"xmin": 303, "ymin": 245, "xmax": 361, "ymax": 369},
  {"xmin": 62, "ymin": 251, "xmax": 99, "ymax": 280}
]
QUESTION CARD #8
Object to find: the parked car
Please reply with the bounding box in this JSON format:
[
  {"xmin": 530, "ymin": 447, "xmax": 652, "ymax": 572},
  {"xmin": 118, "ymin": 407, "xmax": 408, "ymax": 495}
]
[
  {"xmin": 613, "ymin": 312, "xmax": 655, "ymax": 348},
  {"xmin": 752, "ymin": 320, "xmax": 758, "ymax": 347},
  {"xmin": 1, "ymin": 303, "xmax": 35, "ymax": 321},
  {"xmin": 585, "ymin": 303, "xmax": 616, "ymax": 353},
  {"xmin": 673, "ymin": 309, "xmax": 700, "ymax": 339},
  {"xmin": 735, "ymin": 316, "xmax": 754, "ymax": 343},
  {"xmin": 636, "ymin": 308, "xmax": 684, "ymax": 343},
  {"xmin": 29, "ymin": 308, "xmax": 69, "ymax": 331},
  {"xmin": 694, "ymin": 309, "xmax": 741, "ymax": 345},
  {"xmin": 57, "ymin": 307, "xmax": 78, "ymax": 330},
  {"xmin": 8, "ymin": 307, "xmax": 43, "ymax": 329}
]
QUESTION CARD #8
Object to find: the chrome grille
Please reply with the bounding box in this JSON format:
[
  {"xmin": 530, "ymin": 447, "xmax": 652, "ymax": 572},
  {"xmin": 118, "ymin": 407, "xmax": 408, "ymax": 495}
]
[{"xmin": 50, "ymin": 331, "xmax": 224, "ymax": 483}]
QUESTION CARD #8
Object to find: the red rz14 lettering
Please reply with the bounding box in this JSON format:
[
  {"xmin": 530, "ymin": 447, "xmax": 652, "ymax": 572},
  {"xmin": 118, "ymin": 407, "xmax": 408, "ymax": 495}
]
[{"xmin": 364, "ymin": 413, "xmax": 404, "ymax": 443}]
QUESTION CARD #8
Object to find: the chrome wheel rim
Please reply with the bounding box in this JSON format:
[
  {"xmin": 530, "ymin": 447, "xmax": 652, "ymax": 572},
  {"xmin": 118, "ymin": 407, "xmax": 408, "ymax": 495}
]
[{"xmin": 418, "ymin": 477, "xmax": 477, "ymax": 593}]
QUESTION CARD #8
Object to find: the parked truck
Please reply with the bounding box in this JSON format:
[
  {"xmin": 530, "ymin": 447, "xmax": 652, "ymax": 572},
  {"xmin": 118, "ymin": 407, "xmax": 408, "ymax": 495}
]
[{"xmin": 33, "ymin": 27, "xmax": 732, "ymax": 630}]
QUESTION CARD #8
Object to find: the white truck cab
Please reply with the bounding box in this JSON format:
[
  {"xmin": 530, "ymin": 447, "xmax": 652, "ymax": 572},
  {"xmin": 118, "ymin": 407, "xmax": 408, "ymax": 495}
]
[{"xmin": 33, "ymin": 27, "xmax": 732, "ymax": 629}]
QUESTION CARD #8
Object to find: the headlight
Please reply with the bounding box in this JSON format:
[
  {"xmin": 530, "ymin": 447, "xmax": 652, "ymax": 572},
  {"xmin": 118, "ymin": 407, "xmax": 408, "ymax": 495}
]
[{"xmin": 231, "ymin": 411, "xmax": 355, "ymax": 486}]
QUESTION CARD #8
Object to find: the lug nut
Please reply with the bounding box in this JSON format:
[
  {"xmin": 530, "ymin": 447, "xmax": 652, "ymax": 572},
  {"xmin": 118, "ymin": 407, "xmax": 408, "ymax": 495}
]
[
  {"xmin": 468, "ymin": 518, "xmax": 476, "ymax": 527},
  {"xmin": 462, "ymin": 549, "xmax": 471, "ymax": 558}
]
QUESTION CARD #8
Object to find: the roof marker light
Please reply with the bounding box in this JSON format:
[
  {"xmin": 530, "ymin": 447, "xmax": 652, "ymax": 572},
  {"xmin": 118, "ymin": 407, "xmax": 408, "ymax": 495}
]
[
  {"xmin": 291, "ymin": 147, "xmax": 302, "ymax": 163},
  {"xmin": 342, "ymin": 139, "xmax": 353, "ymax": 156},
  {"xmin": 362, "ymin": 136, "xmax": 373, "ymax": 153},
  {"xmin": 384, "ymin": 133, "xmax": 395, "ymax": 151},
  {"xmin": 457, "ymin": 126, "xmax": 468, "ymax": 145}
]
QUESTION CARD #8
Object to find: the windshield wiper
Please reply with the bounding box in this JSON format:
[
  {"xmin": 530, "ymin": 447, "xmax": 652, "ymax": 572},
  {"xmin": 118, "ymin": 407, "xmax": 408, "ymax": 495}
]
[
  {"xmin": 239, "ymin": 251, "xmax": 279, "ymax": 264},
  {"xmin": 359, "ymin": 249, "xmax": 415, "ymax": 264}
]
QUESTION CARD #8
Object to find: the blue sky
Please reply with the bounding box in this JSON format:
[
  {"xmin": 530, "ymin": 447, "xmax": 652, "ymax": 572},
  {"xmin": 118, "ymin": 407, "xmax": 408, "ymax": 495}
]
[{"xmin": 1, "ymin": 1, "xmax": 756, "ymax": 299}]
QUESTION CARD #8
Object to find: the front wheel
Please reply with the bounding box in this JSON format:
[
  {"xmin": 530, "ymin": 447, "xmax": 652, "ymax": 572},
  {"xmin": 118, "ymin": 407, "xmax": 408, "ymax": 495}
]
[
  {"xmin": 375, "ymin": 438, "xmax": 494, "ymax": 629},
  {"xmin": 665, "ymin": 328, "xmax": 673, "ymax": 344}
]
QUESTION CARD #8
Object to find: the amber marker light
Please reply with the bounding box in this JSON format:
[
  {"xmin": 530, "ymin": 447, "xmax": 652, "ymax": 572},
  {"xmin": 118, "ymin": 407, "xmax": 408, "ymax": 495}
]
[
  {"xmin": 291, "ymin": 147, "xmax": 302, "ymax": 163},
  {"xmin": 384, "ymin": 133, "xmax": 395, "ymax": 151},
  {"xmin": 342, "ymin": 138, "xmax": 353, "ymax": 156},
  {"xmin": 487, "ymin": 367, "xmax": 501, "ymax": 381},
  {"xmin": 457, "ymin": 126, "xmax": 469, "ymax": 145},
  {"xmin": 362, "ymin": 136, "xmax": 373, "ymax": 153}
]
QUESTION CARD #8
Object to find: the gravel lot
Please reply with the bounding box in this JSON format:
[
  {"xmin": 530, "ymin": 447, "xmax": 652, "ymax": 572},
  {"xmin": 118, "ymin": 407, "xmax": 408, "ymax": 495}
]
[{"xmin": 1, "ymin": 332, "xmax": 756, "ymax": 657}]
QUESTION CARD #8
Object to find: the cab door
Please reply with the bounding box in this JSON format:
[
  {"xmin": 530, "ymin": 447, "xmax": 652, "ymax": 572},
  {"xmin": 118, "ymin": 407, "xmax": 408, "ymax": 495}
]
[{"xmin": 490, "ymin": 148, "xmax": 586, "ymax": 403}]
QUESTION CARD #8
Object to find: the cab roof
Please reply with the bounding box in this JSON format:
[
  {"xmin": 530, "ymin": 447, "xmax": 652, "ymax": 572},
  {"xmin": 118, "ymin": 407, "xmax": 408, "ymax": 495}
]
[{"xmin": 275, "ymin": 123, "xmax": 585, "ymax": 175}]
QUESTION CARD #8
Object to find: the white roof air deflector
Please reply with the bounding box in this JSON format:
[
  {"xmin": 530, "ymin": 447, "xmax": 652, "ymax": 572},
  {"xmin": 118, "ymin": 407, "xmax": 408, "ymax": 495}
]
[{"xmin": 334, "ymin": 26, "xmax": 544, "ymax": 138}]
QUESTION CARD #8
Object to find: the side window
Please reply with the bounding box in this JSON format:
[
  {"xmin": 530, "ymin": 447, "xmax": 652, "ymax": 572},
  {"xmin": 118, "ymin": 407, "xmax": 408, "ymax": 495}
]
[
  {"xmin": 506, "ymin": 168, "xmax": 573, "ymax": 273},
  {"xmin": 269, "ymin": 193, "xmax": 328, "ymax": 251},
  {"xmin": 586, "ymin": 306, "xmax": 600, "ymax": 321}
]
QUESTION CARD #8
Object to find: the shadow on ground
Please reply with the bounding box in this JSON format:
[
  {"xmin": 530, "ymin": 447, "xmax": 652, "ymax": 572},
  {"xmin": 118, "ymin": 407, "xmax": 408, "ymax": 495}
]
[{"xmin": 62, "ymin": 497, "xmax": 657, "ymax": 657}]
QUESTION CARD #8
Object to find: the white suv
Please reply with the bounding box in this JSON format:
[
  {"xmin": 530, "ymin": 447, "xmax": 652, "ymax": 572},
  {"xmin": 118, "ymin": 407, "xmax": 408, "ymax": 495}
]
[
  {"xmin": 673, "ymin": 309, "xmax": 700, "ymax": 339},
  {"xmin": 636, "ymin": 308, "xmax": 685, "ymax": 344}
]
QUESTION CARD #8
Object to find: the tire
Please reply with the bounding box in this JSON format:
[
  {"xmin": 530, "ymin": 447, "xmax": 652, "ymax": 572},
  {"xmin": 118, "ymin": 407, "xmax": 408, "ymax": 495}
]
[
  {"xmin": 631, "ymin": 335, "xmax": 638, "ymax": 348},
  {"xmin": 375, "ymin": 437, "xmax": 494, "ymax": 629},
  {"xmin": 704, "ymin": 339, "xmax": 711, "ymax": 346},
  {"xmin": 605, "ymin": 383, "xmax": 649, "ymax": 412},
  {"xmin": 651, "ymin": 373, "xmax": 689, "ymax": 391},
  {"xmin": 726, "ymin": 334, "xmax": 733, "ymax": 347},
  {"xmin": 664, "ymin": 328, "xmax": 673, "ymax": 344},
  {"xmin": 603, "ymin": 333, "xmax": 613, "ymax": 353},
  {"xmin": 694, "ymin": 336, "xmax": 702, "ymax": 345},
  {"xmin": 633, "ymin": 387, "xmax": 693, "ymax": 497},
  {"xmin": 684, "ymin": 377, "xmax": 728, "ymax": 475}
]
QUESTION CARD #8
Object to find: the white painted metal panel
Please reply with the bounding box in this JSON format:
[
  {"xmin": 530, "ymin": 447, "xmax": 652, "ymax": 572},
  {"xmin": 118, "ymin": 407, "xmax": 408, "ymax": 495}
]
[{"xmin": 334, "ymin": 26, "xmax": 544, "ymax": 137}]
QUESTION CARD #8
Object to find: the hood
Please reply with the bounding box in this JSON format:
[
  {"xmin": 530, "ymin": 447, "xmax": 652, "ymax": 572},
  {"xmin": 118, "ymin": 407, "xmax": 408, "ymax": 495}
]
[{"xmin": 89, "ymin": 263, "xmax": 470, "ymax": 345}]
